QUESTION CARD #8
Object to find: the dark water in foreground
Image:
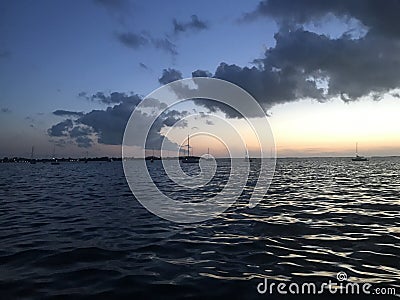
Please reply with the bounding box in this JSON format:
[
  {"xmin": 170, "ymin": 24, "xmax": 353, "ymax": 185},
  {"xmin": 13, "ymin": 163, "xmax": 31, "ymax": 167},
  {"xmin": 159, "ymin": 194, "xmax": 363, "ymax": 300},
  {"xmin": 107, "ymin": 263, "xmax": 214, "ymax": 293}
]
[{"xmin": 0, "ymin": 158, "xmax": 399, "ymax": 299}]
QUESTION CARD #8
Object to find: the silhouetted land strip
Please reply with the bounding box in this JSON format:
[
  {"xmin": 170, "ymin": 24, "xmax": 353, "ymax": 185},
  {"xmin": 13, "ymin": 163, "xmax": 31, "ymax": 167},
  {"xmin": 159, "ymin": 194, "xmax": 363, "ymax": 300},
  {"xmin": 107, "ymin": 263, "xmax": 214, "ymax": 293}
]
[
  {"xmin": 1, "ymin": 157, "xmax": 122, "ymax": 163},
  {"xmin": 1, "ymin": 155, "xmax": 399, "ymax": 164}
]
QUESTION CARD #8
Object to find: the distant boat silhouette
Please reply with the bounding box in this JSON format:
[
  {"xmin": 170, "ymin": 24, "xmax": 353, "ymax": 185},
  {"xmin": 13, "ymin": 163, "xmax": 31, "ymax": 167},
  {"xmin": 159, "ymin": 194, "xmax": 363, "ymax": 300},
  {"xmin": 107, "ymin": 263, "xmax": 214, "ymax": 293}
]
[
  {"xmin": 51, "ymin": 146, "xmax": 60, "ymax": 165},
  {"xmin": 244, "ymin": 145, "xmax": 252, "ymax": 162},
  {"xmin": 205, "ymin": 147, "xmax": 213, "ymax": 160},
  {"xmin": 30, "ymin": 146, "xmax": 36, "ymax": 164},
  {"xmin": 181, "ymin": 135, "xmax": 200, "ymax": 163},
  {"xmin": 352, "ymin": 142, "xmax": 368, "ymax": 161},
  {"xmin": 145, "ymin": 149, "xmax": 160, "ymax": 163}
]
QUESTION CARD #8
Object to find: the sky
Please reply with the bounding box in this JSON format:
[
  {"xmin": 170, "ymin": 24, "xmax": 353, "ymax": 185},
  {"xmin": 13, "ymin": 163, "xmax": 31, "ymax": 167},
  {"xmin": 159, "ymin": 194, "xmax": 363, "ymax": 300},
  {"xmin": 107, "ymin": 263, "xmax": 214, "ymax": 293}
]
[{"xmin": 0, "ymin": 0, "xmax": 399, "ymax": 158}]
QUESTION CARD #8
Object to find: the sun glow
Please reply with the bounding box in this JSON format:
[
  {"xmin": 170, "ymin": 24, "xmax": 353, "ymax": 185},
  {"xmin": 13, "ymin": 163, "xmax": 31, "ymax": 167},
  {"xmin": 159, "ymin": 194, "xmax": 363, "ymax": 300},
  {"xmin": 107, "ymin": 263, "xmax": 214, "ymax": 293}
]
[{"xmin": 268, "ymin": 95, "xmax": 400, "ymax": 156}]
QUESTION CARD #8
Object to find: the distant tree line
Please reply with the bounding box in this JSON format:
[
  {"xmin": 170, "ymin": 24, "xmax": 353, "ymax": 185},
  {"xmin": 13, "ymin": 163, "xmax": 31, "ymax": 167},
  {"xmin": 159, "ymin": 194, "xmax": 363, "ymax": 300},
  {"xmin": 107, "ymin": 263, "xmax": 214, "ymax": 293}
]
[{"xmin": 1, "ymin": 157, "xmax": 123, "ymax": 163}]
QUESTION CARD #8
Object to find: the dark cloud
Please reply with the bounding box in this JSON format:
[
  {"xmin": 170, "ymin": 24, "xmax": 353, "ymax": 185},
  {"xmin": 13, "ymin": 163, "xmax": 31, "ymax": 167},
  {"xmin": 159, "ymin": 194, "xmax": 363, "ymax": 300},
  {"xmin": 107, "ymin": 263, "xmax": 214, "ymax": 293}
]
[
  {"xmin": 140, "ymin": 97, "xmax": 167, "ymax": 109},
  {"xmin": 139, "ymin": 62, "xmax": 149, "ymax": 70},
  {"xmin": 49, "ymin": 91, "xmax": 186, "ymax": 149},
  {"xmin": 69, "ymin": 126, "xmax": 92, "ymax": 138},
  {"xmin": 65, "ymin": 126, "xmax": 94, "ymax": 148},
  {"xmin": 269, "ymin": 29, "xmax": 400, "ymax": 99},
  {"xmin": 79, "ymin": 91, "xmax": 142, "ymax": 106},
  {"xmin": 90, "ymin": 92, "xmax": 110, "ymax": 103},
  {"xmin": 259, "ymin": 29, "xmax": 399, "ymax": 100},
  {"xmin": 100, "ymin": 92, "xmax": 141, "ymax": 105},
  {"xmin": 116, "ymin": 32, "xmax": 177, "ymax": 56},
  {"xmin": 195, "ymin": 28, "xmax": 400, "ymax": 115},
  {"xmin": 78, "ymin": 100, "xmax": 137, "ymax": 145},
  {"xmin": 78, "ymin": 92, "xmax": 88, "ymax": 99},
  {"xmin": 392, "ymin": 92, "xmax": 400, "ymax": 98},
  {"xmin": 75, "ymin": 136, "xmax": 93, "ymax": 148},
  {"xmin": 191, "ymin": 1, "xmax": 400, "ymax": 116},
  {"xmin": 48, "ymin": 119, "xmax": 73, "ymax": 137},
  {"xmin": 193, "ymin": 97, "xmax": 245, "ymax": 119},
  {"xmin": 151, "ymin": 37, "xmax": 178, "ymax": 56},
  {"xmin": 1, "ymin": 107, "xmax": 11, "ymax": 113},
  {"xmin": 53, "ymin": 110, "xmax": 84, "ymax": 117},
  {"xmin": 117, "ymin": 32, "xmax": 149, "ymax": 49},
  {"xmin": 242, "ymin": 0, "xmax": 400, "ymax": 38},
  {"xmin": 173, "ymin": 15, "xmax": 208, "ymax": 35},
  {"xmin": 198, "ymin": 112, "xmax": 215, "ymax": 125},
  {"xmin": 161, "ymin": 110, "xmax": 188, "ymax": 128},
  {"xmin": 158, "ymin": 68, "xmax": 183, "ymax": 85},
  {"xmin": 192, "ymin": 69, "xmax": 212, "ymax": 78},
  {"xmin": 162, "ymin": 116, "xmax": 187, "ymax": 128}
]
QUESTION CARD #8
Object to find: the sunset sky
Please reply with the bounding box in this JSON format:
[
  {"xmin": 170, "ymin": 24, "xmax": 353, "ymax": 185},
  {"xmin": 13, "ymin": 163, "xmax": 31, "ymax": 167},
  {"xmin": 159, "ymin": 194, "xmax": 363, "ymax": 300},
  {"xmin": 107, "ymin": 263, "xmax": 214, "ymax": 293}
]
[{"xmin": 1, "ymin": 0, "xmax": 399, "ymax": 158}]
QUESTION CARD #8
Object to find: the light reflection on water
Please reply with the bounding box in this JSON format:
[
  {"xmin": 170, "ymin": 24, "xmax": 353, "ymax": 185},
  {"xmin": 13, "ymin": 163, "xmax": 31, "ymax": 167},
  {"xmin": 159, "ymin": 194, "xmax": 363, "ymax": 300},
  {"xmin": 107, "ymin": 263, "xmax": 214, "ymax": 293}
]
[{"xmin": 0, "ymin": 157, "xmax": 399, "ymax": 298}]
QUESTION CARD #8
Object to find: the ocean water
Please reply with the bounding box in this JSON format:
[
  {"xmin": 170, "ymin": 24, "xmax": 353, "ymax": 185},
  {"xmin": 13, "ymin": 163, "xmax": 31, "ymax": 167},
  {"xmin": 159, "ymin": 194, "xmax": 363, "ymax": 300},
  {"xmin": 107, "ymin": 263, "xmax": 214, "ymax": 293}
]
[{"xmin": 0, "ymin": 158, "xmax": 399, "ymax": 299}]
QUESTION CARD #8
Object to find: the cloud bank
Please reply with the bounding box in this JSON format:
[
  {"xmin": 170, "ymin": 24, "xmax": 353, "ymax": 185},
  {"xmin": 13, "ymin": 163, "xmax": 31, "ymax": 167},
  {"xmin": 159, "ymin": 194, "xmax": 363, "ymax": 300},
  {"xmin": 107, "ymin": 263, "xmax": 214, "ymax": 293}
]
[
  {"xmin": 49, "ymin": 91, "xmax": 186, "ymax": 149},
  {"xmin": 173, "ymin": 15, "xmax": 208, "ymax": 35},
  {"xmin": 53, "ymin": 110, "xmax": 84, "ymax": 117},
  {"xmin": 158, "ymin": 68, "xmax": 183, "ymax": 85},
  {"xmin": 191, "ymin": 0, "xmax": 400, "ymax": 115},
  {"xmin": 116, "ymin": 32, "xmax": 178, "ymax": 56}
]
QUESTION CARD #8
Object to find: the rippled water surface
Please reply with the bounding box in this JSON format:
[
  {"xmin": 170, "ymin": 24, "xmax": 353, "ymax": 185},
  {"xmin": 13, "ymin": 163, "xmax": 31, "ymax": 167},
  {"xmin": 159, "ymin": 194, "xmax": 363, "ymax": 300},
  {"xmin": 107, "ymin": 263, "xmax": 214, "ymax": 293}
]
[{"xmin": 1, "ymin": 158, "xmax": 399, "ymax": 299}]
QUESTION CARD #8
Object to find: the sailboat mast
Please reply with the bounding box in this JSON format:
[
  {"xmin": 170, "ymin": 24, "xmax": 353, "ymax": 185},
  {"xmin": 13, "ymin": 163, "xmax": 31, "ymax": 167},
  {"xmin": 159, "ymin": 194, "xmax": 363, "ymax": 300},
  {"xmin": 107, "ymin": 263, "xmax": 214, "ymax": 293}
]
[
  {"xmin": 187, "ymin": 135, "xmax": 190, "ymax": 157},
  {"xmin": 31, "ymin": 146, "xmax": 34, "ymax": 159},
  {"xmin": 356, "ymin": 142, "xmax": 358, "ymax": 156}
]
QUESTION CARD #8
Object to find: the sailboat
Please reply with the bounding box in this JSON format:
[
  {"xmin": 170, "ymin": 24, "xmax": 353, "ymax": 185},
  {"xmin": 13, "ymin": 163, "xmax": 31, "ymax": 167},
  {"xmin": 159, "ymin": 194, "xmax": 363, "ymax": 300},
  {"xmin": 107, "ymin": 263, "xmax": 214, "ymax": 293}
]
[
  {"xmin": 51, "ymin": 146, "xmax": 60, "ymax": 165},
  {"xmin": 30, "ymin": 146, "xmax": 36, "ymax": 164},
  {"xmin": 205, "ymin": 147, "xmax": 212, "ymax": 160},
  {"xmin": 181, "ymin": 135, "xmax": 200, "ymax": 163},
  {"xmin": 352, "ymin": 142, "xmax": 368, "ymax": 161},
  {"xmin": 145, "ymin": 148, "xmax": 160, "ymax": 162},
  {"xmin": 244, "ymin": 145, "xmax": 253, "ymax": 162}
]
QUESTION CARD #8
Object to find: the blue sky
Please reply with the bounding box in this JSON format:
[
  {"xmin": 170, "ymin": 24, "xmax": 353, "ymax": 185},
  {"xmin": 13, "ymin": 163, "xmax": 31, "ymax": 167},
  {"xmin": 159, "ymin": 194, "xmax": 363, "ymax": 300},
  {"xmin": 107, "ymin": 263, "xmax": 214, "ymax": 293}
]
[{"xmin": 1, "ymin": 0, "xmax": 399, "ymax": 157}]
